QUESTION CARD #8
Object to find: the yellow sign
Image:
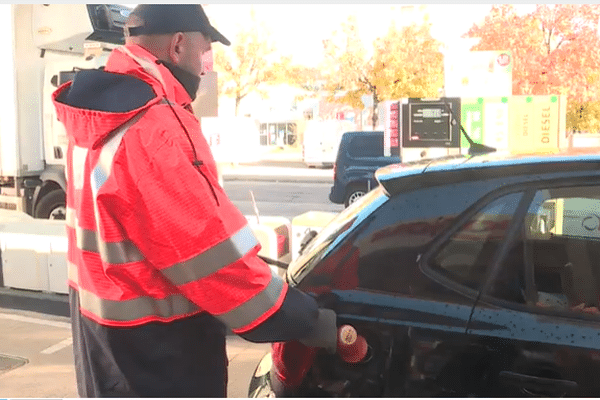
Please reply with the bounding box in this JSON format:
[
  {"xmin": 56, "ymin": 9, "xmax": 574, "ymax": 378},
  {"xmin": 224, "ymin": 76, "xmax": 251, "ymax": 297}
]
[{"xmin": 508, "ymin": 95, "xmax": 566, "ymax": 154}]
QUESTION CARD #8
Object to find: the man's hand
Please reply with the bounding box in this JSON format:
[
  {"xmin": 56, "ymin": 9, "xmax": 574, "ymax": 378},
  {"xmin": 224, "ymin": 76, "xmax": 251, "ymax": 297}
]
[
  {"xmin": 299, "ymin": 309, "xmax": 337, "ymax": 353},
  {"xmin": 571, "ymin": 303, "xmax": 600, "ymax": 314},
  {"xmin": 536, "ymin": 301, "xmax": 600, "ymax": 314}
]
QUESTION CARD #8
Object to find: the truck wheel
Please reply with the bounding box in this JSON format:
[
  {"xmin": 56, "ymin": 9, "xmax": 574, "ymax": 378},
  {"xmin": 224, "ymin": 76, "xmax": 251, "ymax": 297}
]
[
  {"xmin": 344, "ymin": 185, "xmax": 367, "ymax": 207},
  {"xmin": 34, "ymin": 189, "xmax": 66, "ymax": 220}
]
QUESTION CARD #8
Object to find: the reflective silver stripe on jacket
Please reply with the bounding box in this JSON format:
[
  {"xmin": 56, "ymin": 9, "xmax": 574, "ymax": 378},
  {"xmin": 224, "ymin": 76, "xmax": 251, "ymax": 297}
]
[
  {"xmin": 89, "ymin": 111, "xmax": 148, "ymax": 264},
  {"xmin": 69, "ymin": 206, "xmax": 258, "ymax": 272},
  {"xmin": 71, "ymin": 145, "xmax": 89, "ymax": 190},
  {"xmin": 117, "ymin": 46, "xmax": 166, "ymax": 87},
  {"xmin": 66, "ymin": 207, "xmax": 75, "ymax": 229},
  {"xmin": 161, "ymin": 225, "xmax": 259, "ymax": 285},
  {"xmin": 70, "ymin": 259, "xmax": 286, "ymax": 327},
  {"xmin": 67, "ymin": 260, "xmax": 78, "ymax": 285},
  {"xmin": 67, "ymin": 207, "xmax": 144, "ymax": 265},
  {"xmin": 68, "ymin": 221, "xmax": 264, "ymax": 323},
  {"xmin": 89, "ymin": 231, "xmax": 145, "ymax": 265},
  {"xmin": 68, "ymin": 261, "xmax": 200, "ymax": 321},
  {"xmin": 216, "ymin": 271, "xmax": 286, "ymax": 331},
  {"xmin": 90, "ymin": 112, "xmax": 145, "ymax": 198},
  {"xmin": 79, "ymin": 286, "xmax": 200, "ymax": 322}
]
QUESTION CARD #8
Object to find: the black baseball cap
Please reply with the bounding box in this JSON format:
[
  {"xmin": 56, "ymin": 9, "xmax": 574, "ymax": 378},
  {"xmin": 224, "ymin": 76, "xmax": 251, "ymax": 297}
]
[{"xmin": 127, "ymin": 4, "xmax": 230, "ymax": 46}]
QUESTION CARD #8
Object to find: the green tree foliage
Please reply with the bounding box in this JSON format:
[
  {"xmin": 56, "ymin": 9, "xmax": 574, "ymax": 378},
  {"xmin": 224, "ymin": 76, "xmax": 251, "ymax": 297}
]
[
  {"xmin": 212, "ymin": 9, "xmax": 279, "ymax": 116},
  {"xmin": 321, "ymin": 16, "xmax": 444, "ymax": 127},
  {"xmin": 464, "ymin": 4, "xmax": 600, "ymax": 132}
]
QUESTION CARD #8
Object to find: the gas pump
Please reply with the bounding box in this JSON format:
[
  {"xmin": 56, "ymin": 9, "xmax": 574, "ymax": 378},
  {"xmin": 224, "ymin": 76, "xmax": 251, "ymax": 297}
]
[
  {"xmin": 400, "ymin": 98, "xmax": 462, "ymax": 162},
  {"xmin": 383, "ymin": 98, "xmax": 463, "ymax": 163}
]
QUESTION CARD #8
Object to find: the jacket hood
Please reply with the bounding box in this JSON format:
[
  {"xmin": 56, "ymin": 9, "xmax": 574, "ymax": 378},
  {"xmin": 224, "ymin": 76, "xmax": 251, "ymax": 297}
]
[{"xmin": 52, "ymin": 44, "xmax": 193, "ymax": 149}]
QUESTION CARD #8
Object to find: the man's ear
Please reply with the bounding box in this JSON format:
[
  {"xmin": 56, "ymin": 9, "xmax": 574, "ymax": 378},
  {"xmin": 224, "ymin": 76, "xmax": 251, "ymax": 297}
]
[{"xmin": 168, "ymin": 32, "xmax": 185, "ymax": 65}]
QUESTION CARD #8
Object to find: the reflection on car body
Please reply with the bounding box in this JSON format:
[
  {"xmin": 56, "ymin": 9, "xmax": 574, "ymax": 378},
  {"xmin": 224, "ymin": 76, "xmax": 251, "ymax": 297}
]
[{"xmin": 249, "ymin": 149, "xmax": 600, "ymax": 397}]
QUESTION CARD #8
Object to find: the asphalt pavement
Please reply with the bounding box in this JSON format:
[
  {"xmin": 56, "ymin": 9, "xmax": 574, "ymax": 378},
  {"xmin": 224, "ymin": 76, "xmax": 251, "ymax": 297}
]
[
  {"xmin": 221, "ymin": 161, "xmax": 333, "ymax": 183},
  {"xmin": 219, "ymin": 146, "xmax": 335, "ymax": 183},
  {"xmin": 0, "ymin": 305, "xmax": 270, "ymax": 398}
]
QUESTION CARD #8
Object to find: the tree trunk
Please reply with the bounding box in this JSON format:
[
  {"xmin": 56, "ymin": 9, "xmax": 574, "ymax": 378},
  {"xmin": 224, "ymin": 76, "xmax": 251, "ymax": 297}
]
[
  {"xmin": 371, "ymin": 90, "xmax": 379, "ymax": 129},
  {"xmin": 235, "ymin": 96, "xmax": 241, "ymax": 116}
]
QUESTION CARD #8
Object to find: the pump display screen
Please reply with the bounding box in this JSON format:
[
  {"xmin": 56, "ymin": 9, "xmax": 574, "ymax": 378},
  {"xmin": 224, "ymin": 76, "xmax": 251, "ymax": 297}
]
[
  {"xmin": 401, "ymin": 98, "xmax": 461, "ymax": 148},
  {"xmin": 409, "ymin": 103, "xmax": 451, "ymax": 141},
  {"xmin": 421, "ymin": 108, "xmax": 443, "ymax": 119}
]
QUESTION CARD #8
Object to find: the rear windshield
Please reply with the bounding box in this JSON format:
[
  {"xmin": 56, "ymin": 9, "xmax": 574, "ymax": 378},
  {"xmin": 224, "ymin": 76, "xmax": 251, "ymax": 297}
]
[
  {"xmin": 348, "ymin": 135, "xmax": 384, "ymax": 158},
  {"xmin": 288, "ymin": 187, "xmax": 388, "ymax": 284}
]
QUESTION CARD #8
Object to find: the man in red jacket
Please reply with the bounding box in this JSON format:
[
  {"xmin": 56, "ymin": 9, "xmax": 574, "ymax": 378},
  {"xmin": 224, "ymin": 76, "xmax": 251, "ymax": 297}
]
[{"xmin": 53, "ymin": 4, "xmax": 336, "ymax": 397}]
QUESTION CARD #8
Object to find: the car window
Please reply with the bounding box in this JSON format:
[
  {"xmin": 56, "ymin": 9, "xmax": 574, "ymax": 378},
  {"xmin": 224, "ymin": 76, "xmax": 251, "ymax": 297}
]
[
  {"xmin": 296, "ymin": 179, "xmax": 498, "ymax": 296},
  {"xmin": 348, "ymin": 135, "xmax": 383, "ymax": 158},
  {"xmin": 289, "ymin": 187, "xmax": 388, "ymax": 285},
  {"xmin": 430, "ymin": 192, "xmax": 524, "ymax": 291},
  {"xmin": 311, "ymin": 180, "xmax": 499, "ymax": 296},
  {"xmin": 488, "ymin": 185, "xmax": 600, "ymax": 317}
]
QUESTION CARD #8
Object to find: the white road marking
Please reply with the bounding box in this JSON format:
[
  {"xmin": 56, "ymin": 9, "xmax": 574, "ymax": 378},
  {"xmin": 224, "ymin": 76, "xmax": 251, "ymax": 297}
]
[
  {"xmin": 41, "ymin": 337, "xmax": 73, "ymax": 355},
  {"xmin": 0, "ymin": 312, "xmax": 70, "ymax": 329}
]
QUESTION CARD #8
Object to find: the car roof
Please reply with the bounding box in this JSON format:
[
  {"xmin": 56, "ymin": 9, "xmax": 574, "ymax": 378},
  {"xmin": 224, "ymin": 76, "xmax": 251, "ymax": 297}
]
[
  {"xmin": 377, "ymin": 148, "xmax": 600, "ymax": 196},
  {"xmin": 342, "ymin": 130, "xmax": 384, "ymax": 136}
]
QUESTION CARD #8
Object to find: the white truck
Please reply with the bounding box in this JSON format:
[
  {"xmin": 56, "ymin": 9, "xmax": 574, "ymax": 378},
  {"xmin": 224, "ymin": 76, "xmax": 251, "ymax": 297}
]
[
  {"xmin": 199, "ymin": 116, "xmax": 262, "ymax": 165},
  {"xmin": 0, "ymin": 4, "xmax": 131, "ymax": 219},
  {"xmin": 302, "ymin": 119, "xmax": 355, "ymax": 168}
]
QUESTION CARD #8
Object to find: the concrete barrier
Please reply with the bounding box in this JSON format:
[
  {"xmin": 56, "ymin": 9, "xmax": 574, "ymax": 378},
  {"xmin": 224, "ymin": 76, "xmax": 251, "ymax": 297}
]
[
  {"xmin": 246, "ymin": 216, "xmax": 291, "ymax": 277},
  {"xmin": 0, "ymin": 210, "xmax": 67, "ymax": 294}
]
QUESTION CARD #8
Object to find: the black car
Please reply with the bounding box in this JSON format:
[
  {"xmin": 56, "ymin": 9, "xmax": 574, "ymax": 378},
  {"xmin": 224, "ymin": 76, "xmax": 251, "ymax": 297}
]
[
  {"xmin": 250, "ymin": 149, "xmax": 600, "ymax": 397},
  {"xmin": 329, "ymin": 131, "xmax": 402, "ymax": 207}
]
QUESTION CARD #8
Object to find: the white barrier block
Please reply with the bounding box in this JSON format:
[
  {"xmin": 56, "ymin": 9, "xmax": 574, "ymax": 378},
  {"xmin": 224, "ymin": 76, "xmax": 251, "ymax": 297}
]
[
  {"xmin": 0, "ymin": 211, "xmax": 68, "ymax": 294},
  {"xmin": 246, "ymin": 216, "xmax": 291, "ymax": 277}
]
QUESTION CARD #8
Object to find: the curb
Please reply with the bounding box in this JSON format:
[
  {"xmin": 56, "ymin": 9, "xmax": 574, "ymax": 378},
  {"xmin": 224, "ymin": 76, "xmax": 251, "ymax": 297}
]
[{"xmin": 0, "ymin": 288, "xmax": 69, "ymax": 318}]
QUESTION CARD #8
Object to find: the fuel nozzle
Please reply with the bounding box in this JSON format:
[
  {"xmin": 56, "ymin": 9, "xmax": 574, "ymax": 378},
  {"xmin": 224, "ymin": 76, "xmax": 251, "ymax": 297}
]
[{"xmin": 337, "ymin": 325, "xmax": 368, "ymax": 363}]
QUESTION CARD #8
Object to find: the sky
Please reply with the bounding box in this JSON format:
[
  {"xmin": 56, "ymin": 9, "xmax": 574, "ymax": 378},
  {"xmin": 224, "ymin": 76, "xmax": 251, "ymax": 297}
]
[
  {"xmin": 203, "ymin": 4, "xmax": 501, "ymax": 67},
  {"xmin": 121, "ymin": 4, "xmax": 541, "ymax": 67}
]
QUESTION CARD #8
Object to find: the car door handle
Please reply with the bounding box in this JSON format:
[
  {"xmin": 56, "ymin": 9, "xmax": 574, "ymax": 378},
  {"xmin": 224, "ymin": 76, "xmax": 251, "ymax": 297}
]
[{"xmin": 499, "ymin": 370, "xmax": 578, "ymax": 396}]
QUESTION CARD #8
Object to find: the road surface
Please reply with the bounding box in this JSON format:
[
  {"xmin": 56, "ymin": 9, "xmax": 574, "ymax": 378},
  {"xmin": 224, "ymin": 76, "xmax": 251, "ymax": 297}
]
[{"xmin": 223, "ymin": 180, "xmax": 343, "ymax": 220}]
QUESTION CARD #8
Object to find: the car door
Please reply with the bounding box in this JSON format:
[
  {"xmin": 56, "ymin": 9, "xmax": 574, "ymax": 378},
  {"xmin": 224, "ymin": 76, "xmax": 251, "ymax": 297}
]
[
  {"xmin": 299, "ymin": 181, "xmax": 512, "ymax": 396},
  {"xmin": 464, "ymin": 181, "xmax": 600, "ymax": 397},
  {"xmin": 418, "ymin": 190, "xmax": 530, "ymax": 396}
]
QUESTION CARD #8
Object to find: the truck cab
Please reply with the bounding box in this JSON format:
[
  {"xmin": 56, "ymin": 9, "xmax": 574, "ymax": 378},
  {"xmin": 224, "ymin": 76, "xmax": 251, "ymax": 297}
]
[{"xmin": 0, "ymin": 4, "xmax": 130, "ymax": 219}]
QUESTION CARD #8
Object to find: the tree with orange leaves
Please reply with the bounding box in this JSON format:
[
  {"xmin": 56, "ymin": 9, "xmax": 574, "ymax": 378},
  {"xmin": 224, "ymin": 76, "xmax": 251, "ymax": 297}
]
[
  {"xmin": 464, "ymin": 4, "xmax": 600, "ymax": 132},
  {"xmin": 321, "ymin": 16, "xmax": 444, "ymax": 129}
]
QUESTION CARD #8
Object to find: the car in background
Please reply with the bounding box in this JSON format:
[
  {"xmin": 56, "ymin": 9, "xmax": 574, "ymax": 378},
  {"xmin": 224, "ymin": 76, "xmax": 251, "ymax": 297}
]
[
  {"xmin": 329, "ymin": 131, "xmax": 401, "ymax": 207},
  {"xmin": 250, "ymin": 149, "xmax": 600, "ymax": 397}
]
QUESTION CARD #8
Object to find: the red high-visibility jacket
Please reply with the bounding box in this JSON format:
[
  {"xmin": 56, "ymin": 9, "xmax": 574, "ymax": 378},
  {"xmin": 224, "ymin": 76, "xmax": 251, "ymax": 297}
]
[
  {"xmin": 53, "ymin": 44, "xmax": 330, "ymax": 397},
  {"xmin": 54, "ymin": 44, "xmax": 285, "ymax": 332}
]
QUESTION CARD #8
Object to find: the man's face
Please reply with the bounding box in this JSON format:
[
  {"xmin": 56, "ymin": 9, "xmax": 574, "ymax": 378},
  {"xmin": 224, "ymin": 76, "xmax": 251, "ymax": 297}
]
[{"xmin": 177, "ymin": 31, "xmax": 212, "ymax": 77}]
